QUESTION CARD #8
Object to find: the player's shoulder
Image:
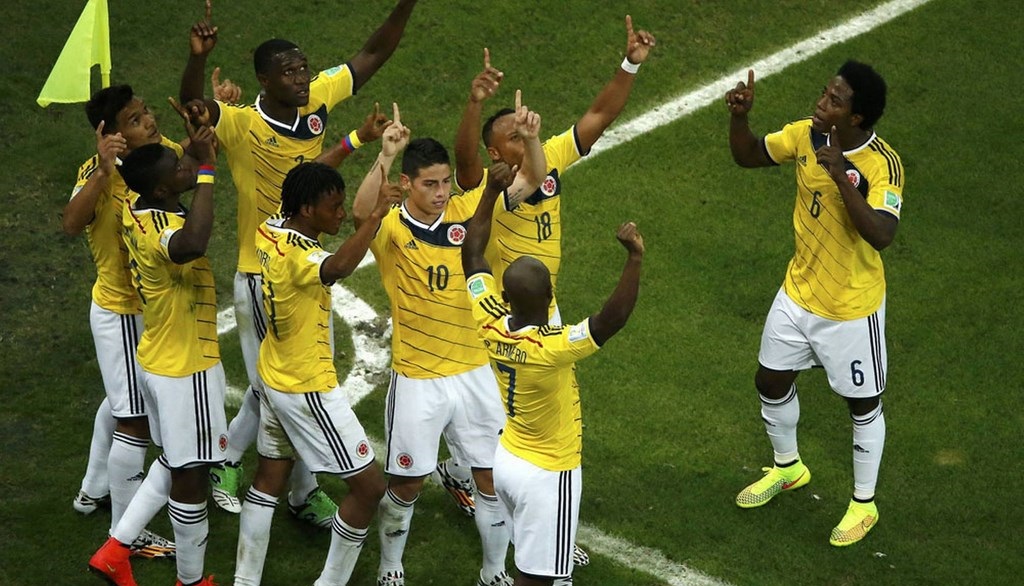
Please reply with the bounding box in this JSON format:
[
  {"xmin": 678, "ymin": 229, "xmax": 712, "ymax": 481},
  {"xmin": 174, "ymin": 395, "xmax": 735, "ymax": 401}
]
[
  {"xmin": 537, "ymin": 324, "xmax": 565, "ymax": 338},
  {"xmin": 76, "ymin": 154, "xmax": 101, "ymax": 181}
]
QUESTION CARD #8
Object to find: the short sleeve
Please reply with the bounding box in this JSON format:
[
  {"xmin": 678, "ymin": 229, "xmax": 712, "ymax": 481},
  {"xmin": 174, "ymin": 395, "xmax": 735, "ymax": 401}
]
[
  {"xmin": 544, "ymin": 126, "xmax": 584, "ymax": 171},
  {"xmin": 295, "ymin": 247, "xmax": 332, "ymax": 287},
  {"xmin": 763, "ymin": 121, "xmax": 802, "ymax": 165},
  {"xmin": 369, "ymin": 206, "xmax": 399, "ymax": 262},
  {"xmin": 544, "ymin": 318, "xmax": 600, "ymax": 366},
  {"xmin": 156, "ymin": 227, "xmax": 179, "ymax": 262},
  {"xmin": 214, "ymin": 102, "xmax": 252, "ymax": 150},
  {"xmin": 312, "ymin": 63, "xmax": 356, "ymax": 111},
  {"xmin": 467, "ymin": 272, "xmax": 507, "ymax": 330}
]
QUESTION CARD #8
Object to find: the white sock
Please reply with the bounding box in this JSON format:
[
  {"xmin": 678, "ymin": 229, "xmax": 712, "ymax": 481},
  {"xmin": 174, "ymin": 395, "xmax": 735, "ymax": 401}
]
[
  {"xmin": 315, "ymin": 513, "xmax": 369, "ymax": 586},
  {"xmin": 81, "ymin": 398, "xmax": 115, "ymax": 497},
  {"xmin": 108, "ymin": 431, "xmax": 148, "ymax": 531},
  {"xmin": 851, "ymin": 401, "xmax": 886, "ymax": 501},
  {"xmin": 377, "ymin": 488, "xmax": 415, "ymax": 577},
  {"xmin": 168, "ymin": 498, "xmax": 209, "ymax": 585},
  {"xmin": 225, "ymin": 386, "xmax": 261, "ymax": 464},
  {"xmin": 287, "ymin": 459, "xmax": 319, "ymax": 507},
  {"xmin": 234, "ymin": 487, "xmax": 278, "ymax": 586},
  {"xmin": 474, "ymin": 491, "xmax": 509, "ymax": 579},
  {"xmin": 761, "ymin": 385, "xmax": 800, "ymax": 464},
  {"xmin": 445, "ymin": 458, "xmax": 474, "ymax": 485},
  {"xmin": 112, "ymin": 457, "xmax": 171, "ymax": 544}
]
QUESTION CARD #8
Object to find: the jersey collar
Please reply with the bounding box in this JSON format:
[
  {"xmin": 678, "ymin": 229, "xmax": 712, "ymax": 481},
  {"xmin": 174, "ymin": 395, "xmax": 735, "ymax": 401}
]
[
  {"xmin": 255, "ymin": 95, "xmax": 300, "ymax": 132},
  {"xmin": 827, "ymin": 130, "xmax": 877, "ymax": 155},
  {"xmin": 400, "ymin": 201, "xmax": 445, "ymax": 231}
]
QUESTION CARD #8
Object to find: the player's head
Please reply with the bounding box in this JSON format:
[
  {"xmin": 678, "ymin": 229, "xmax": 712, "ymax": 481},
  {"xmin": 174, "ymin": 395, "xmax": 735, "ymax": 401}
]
[
  {"xmin": 502, "ymin": 256, "xmax": 553, "ymax": 320},
  {"xmin": 254, "ymin": 39, "xmax": 310, "ymax": 108},
  {"xmin": 280, "ymin": 162, "xmax": 348, "ymax": 236},
  {"xmin": 400, "ymin": 138, "xmax": 452, "ymax": 219},
  {"xmin": 482, "ymin": 108, "xmax": 525, "ymax": 168},
  {"xmin": 813, "ymin": 60, "xmax": 886, "ymax": 133},
  {"xmin": 85, "ymin": 85, "xmax": 161, "ymax": 150},
  {"xmin": 119, "ymin": 144, "xmax": 196, "ymax": 203}
]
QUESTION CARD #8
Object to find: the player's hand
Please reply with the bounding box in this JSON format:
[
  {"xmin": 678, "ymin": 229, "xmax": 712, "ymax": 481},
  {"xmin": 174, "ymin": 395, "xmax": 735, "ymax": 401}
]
[
  {"xmin": 182, "ymin": 98, "xmax": 212, "ymax": 127},
  {"xmin": 815, "ymin": 125, "xmax": 848, "ymax": 184},
  {"xmin": 357, "ymin": 102, "xmax": 393, "ymax": 144},
  {"xmin": 484, "ymin": 161, "xmax": 516, "ymax": 198},
  {"xmin": 512, "ymin": 89, "xmax": 541, "ymax": 139},
  {"xmin": 725, "ymin": 69, "xmax": 755, "ymax": 116},
  {"xmin": 372, "ymin": 164, "xmax": 402, "ymax": 220},
  {"xmin": 211, "ymin": 67, "xmax": 242, "ymax": 103},
  {"xmin": 95, "ymin": 121, "xmax": 127, "ymax": 175},
  {"xmin": 170, "ymin": 97, "xmax": 216, "ymax": 165},
  {"xmin": 469, "ymin": 48, "xmax": 504, "ymax": 103},
  {"xmin": 624, "ymin": 15, "xmax": 656, "ymax": 65},
  {"xmin": 189, "ymin": 1, "xmax": 218, "ymax": 57},
  {"xmin": 381, "ymin": 102, "xmax": 411, "ymax": 158},
  {"xmin": 616, "ymin": 221, "xmax": 645, "ymax": 255}
]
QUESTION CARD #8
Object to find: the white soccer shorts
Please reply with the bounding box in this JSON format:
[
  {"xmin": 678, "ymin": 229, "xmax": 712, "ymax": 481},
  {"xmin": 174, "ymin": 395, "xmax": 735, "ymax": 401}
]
[
  {"xmin": 234, "ymin": 271, "xmax": 268, "ymax": 391},
  {"xmin": 89, "ymin": 302, "xmax": 146, "ymax": 418},
  {"xmin": 141, "ymin": 362, "xmax": 228, "ymax": 468}
]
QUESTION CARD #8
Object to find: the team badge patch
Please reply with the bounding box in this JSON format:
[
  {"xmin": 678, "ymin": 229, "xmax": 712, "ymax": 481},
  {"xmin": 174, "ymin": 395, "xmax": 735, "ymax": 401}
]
[
  {"xmin": 541, "ymin": 175, "xmax": 557, "ymax": 196},
  {"xmin": 447, "ymin": 224, "xmax": 466, "ymax": 245},
  {"xmin": 846, "ymin": 169, "xmax": 862, "ymax": 188},
  {"xmin": 307, "ymin": 250, "xmax": 331, "ymax": 265},
  {"xmin": 356, "ymin": 441, "xmax": 370, "ymax": 458},
  {"xmin": 219, "ymin": 434, "xmax": 228, "ymax": 452},
  {"xmin": 324, "ymin": 65, "xmax": 344, "ymax": 77},
  {"xmin": 468, "ymin": 276, "xmax": 486, "ymax": 299},
  {"xmin": 307, "ymin": 114, "xmax": 324, "ymax": 135},
  {"xmin": 884, "ymin": 190, "xmax": 902, "ymax": 213},
  {"xmin": 396, "ymin": 453, "xmax": 414, "ymax": 469},
  {"xmin": 568, "ymin": 322, "xmax": 588, "ymax": 343}
]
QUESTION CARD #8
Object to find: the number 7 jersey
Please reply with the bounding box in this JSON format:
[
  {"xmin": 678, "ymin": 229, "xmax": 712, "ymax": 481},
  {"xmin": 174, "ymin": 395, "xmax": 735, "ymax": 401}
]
[{"xmin": 370, "ymin": 189, "xmax": 489, "ymax": 379}]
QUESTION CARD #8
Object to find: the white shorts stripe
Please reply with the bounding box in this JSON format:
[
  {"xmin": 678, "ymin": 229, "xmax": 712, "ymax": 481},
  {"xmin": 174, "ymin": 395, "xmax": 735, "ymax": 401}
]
[{"xmin": 305, "ymin": 392, "xmax": 353, "ymax": 470}]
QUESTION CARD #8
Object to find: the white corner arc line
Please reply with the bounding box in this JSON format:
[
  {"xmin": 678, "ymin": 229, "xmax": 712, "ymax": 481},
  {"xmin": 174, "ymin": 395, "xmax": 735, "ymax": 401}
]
[{"xmin": 581, "ymin": 0, "xmax": 935, "ymax": 163}]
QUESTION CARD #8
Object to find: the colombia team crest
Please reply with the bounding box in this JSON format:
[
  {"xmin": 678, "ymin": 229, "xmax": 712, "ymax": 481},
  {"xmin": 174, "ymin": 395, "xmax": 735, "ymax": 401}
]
[
  {"xmin": 846, "ymin": 169, "xmax": 862, "ymax": 188},
  {"xmin": 447, "ymin": 224, "xmax": 466, "ymax": 245},
  {"xmin": 396, "ymin": 452, "xmax": 414, "ymax": 469},
  {"xmin": 307, "ymin": 114, "xmax": 324, "ymax": 135},
  {"xmin": 356, "ymin": 440, "xmax": 370, "ymax": 458},
  {"xmin": 541, "ymin": 175, "xmax": 557, "ymax": 196}
]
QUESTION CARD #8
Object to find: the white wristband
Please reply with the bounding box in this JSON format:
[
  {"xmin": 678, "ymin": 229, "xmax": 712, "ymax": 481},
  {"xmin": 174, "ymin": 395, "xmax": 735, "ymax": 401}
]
[{"xmin": 621, "ymin": 57, "xmax": 641, "ymax": 74}]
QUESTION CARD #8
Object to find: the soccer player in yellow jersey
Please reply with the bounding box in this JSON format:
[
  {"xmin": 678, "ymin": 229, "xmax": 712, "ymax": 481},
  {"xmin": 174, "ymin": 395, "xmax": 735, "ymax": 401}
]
[
  {"xmin": 65, "ymin": 85, "xmax": 179, "ymax": 557},
  {"xmin": 440, "ymin": 18, "xmax": 655, "ymax": 526},
  {"xmin": 352, "ymin": 97, "xmax": 545, "ymax": 586},
  {"xmin": 461, "ymin": 163, "xmax": 644, "ymax": 586},
  {"xmin": 233, "ymin": 163, "xmax": 397, "ymax": 586},
  {"xmin": 90, "ymin": 117, "xmax": 224, "ymax": 586},
  {"xmin": 178, "ymin": 0, "xmax": 418, "ymax": 520},
  {"xmin": 726, "ymin": 61, "xmax": 905, "ymax": 547}
]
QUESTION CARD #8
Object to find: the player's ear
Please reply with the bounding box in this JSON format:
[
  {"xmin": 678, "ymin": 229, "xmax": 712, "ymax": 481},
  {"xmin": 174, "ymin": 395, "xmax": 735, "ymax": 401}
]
[
  {"xmin": 486, "ymin": 146, "xmax": 501, "ymax": 162},
  {"xmin": 399, "ymin": 173, "xmax": 412, "ymax": 192},
  {"xmin": 849, "ymin": 112, "xmax": 864, "ymax": 130}
]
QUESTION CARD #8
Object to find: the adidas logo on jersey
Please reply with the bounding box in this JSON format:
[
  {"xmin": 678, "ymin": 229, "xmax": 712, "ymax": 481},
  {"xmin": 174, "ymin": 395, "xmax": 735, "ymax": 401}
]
[
  {"xmin": 266, "ymin": 136, "xmax": 280, "ymax": 147},
  {"xmin": 404, "ymin": 240, "xmax": 418, "ymax": 250},
  {"xmin": 798, "ymin": 155, "xmax": 808, "ymax": 166}
]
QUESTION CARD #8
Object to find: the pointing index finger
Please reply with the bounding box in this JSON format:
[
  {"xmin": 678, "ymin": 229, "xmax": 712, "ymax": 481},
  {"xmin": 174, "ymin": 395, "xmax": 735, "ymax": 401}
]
[
  {"xmin": 483, "ymin": 47, "xmax": 490, "ymax": 69},
  {"xmin": 626, "ymin": 14, "xmax": 634, "ymax": 37},
  {"xmin": 747, "ymin": 69, "xmax": 755, "ymax": 90},
  {"xmin": 96, "ymin": 120, "xmax": 106, "ymax": 138},
  {"xmin": 392, "ymin": 102, "xmax": 401, "ymax": 126},
  {"xmin": 515, "ymin": 88, "xmax": 522, "ymax": 112},
  {"xmin": 205, "ymin": 0, "xmax": 212, "ymax": 22}
]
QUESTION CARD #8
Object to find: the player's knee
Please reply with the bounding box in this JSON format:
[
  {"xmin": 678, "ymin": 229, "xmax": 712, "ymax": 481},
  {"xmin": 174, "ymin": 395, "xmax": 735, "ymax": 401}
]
[
  {"xmin": 754, "ymin": 367, "xmax": 795, "ymax": 400},
  {"xmin": 846, "ymin": 395, "xmax": 880, "ymax": 417}
]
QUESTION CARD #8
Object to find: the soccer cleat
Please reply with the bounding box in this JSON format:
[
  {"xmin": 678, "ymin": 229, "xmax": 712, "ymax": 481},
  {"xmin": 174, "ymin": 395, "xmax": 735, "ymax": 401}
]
[
  {"xmin": 209, "ymin": 462, "xmax": 243, "ymax": 514},
  {"xmin": 289, "ymin": 487, "xmax": 338, "ymax": 529},
  {"xmin": 88, "ymin": 537, "xmax": 137, "ymax": 586},
  {"xmin": 175, "ymin": 576, "xmax": 218, "ymax": 586},
  {"xmin": 736, "ymin": 459, "xmax": 811, "ymax": 508},
  {"xmin": 432, "ymin": 460, "xmax": 476, "ymax": 517},
  {"xmin": 476, "ymin": 570, "xmax": 513, "ymax": 586},
  {"xmin": 572, "ymin": 543, "xmax": 590, "ymax": 566},
  {"xmin": 377, "ymin": 570, "xmax": 405, "ymax": 586},
  {"xmin": 830, "ymin": 499, "xmax": 879, "ymax": 546},
  {"xmin": 129, "ymin": 529, "xmax": 176, "ymax": 559},
  {"xmin": 74, "ymin": 491, "xmax": 111, "ymax": 515}
]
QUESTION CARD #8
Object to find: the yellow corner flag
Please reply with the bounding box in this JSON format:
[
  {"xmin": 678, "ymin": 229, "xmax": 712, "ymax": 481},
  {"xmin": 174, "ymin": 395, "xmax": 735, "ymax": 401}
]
[{"xmin": 37, "ymin": 0, "xmax": 111, "ymax": 107}]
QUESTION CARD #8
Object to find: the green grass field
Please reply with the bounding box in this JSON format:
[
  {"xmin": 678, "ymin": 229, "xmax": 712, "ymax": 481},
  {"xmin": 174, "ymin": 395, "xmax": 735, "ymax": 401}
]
[{"xmin": 2, "ymin": 0, "xmax": 1022, "ymax": 584}]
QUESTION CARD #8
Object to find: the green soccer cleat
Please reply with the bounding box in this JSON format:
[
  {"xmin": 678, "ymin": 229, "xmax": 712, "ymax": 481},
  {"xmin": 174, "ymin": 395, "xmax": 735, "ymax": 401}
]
[
  {"xmin": 735, "ymin": 459, "xmax": 811, "ymax": 508},
  {"xmin": 289, "ymin": 487, "xmax": 338, "ymax": 529},
  {"xmin": 209, "ymin": 462, "xmax": 243, "ymax": 514},
  {"xmin": 830, "ymin": 499, "xmax": 879, "ymax": 546}
]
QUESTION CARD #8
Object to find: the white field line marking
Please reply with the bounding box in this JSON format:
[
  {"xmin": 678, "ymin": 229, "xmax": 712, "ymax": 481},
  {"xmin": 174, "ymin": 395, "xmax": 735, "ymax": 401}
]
[
  {"xmin": 214, "ymin": 2, "xmax": 934, "ymax": 581},
  {"xmin": 582, "ymin": 0, "xmax": 935, "ymax": 163}
]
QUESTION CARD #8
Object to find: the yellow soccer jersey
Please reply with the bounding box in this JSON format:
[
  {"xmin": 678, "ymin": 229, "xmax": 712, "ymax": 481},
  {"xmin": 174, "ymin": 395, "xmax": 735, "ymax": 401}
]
[
  {"xmin": 122, "ymin": 200, "xmax": 219, "ymax": 377},
  {"xmin": 255, "ymin": 219, "xmax": 337, "ymax": 393},
  {"xmin": 215, "ymin": 63, "xmax": 355, "ymax": 274},
  {"xmin": 71, "ymin": 137, "xmax": 184, "ymax": 314},
  {"xmin": 764, "ymin": 118, "xmax": 905, "ymax": 320},
  {"xmin": 467, "ymin": 272, "xmax": 600, "ymax": 471},
  {"xmin": 484, "ymin": 127, "xmax": 584, "ymax": 310},
  {"xmin": 370, "ymin": 191, "xmax": 490, "ymax": 379}
]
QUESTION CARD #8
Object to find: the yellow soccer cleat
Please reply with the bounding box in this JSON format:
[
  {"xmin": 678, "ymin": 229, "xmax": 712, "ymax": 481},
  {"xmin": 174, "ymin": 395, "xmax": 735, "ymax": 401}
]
[
  {"xmin": 830, "ymin": 499, "xmax": 879, "ymax": 546},
  {"xmin": 736, "ymin": 459, "xmax": 811, "ymax": 508}
]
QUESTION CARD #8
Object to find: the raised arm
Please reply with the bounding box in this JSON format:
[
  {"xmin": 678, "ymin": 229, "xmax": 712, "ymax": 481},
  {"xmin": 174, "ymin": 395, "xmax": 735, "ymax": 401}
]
[
  {"xmin": 179, "ymin": 0, "xmax": 222, "ymax": 126},
  {"xmin": 353, "ymin": 103, "xmax": 409, "ymax": 228},
  {"xmin": 320, "ymin": 168, "xmax": 401, "ymax": 282},
  {"xmin": 504, "ymin": 90, "xmax": 546, "ymax": 207},
  {"xmin": 315, "ymin": 102, "xmax": 392, "ymax": 168},
  {"xmin": 462, "ymin": 162, "xmax": 515, "ymax": 277},
  {"xmin": 589, "ymin": 222, "xmax": 644, "ymax": 346},
  {"xmin": 725, "ymin": 69, "xmax": 772, "ymax": 168},
  {"xmin": 575, "ymin": 15, "xmax": 656, "ymax": 153},
  {"xmin": 63, "ymin": 121, "xmax": 126, "ymax": 235},
  {"xmin": 348, "ymin": 0, "xmax": 419, "ymax": 92},
  {"xmin": 167, "ymin": 101, "xmax": 218, "ymax": 264},
  {"xmin": 454, "ymin": 48, "xmax": 503, "ymax": 190}
]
